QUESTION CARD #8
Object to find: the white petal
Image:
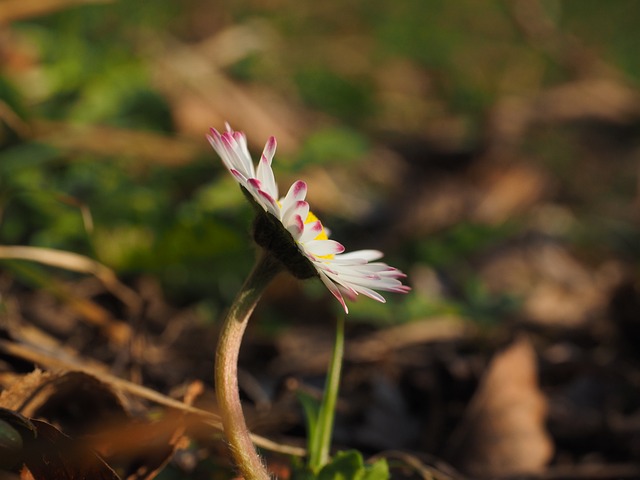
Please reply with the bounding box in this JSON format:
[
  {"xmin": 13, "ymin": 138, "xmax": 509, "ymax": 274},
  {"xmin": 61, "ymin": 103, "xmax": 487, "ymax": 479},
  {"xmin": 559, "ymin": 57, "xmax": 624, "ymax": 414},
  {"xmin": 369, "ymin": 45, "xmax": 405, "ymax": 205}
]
[
  {"xmin": 282, "ymin": 201, "xmax": 309, "ymax": 227},
  {"xmin": 231, "ymin": 132, "xmax": 255, "ymax": 177},
  {"xmin": 232, "ymin": 130, "xmax": 251, "ymax": 165},
  {"xmin": 259, "ymin": 192, "xmax": 281, "ymax": 217},
  {"xmin": 318, "ymin": 271, "xmax": 349, "ymax": 313},
  {"xmin": 350, "ymin": 284, "xmax": 387, "ymax": 303},
  {"xmin": 305, "ymin": 239, "xmax": 345, "ymax": 257},
  {"xmin": 256, "ymin": 137, "xmax": 278, "ymax": 199},
  {"xmin": 299, "ymin": 220, "xmax": 324, "ymax": 243},
  {"xmin": 320, "ymin": 269, "xmax": 361, "ymax": 300},
  {"xmin": 323, "ymin": 270, "xmax": 386, "ymax": 302},
  {"xmin": 286, "ymin": 214, "xmax": 304, "ymax": 239},
  {"xmin": 351, "ymin": 263, "xmax": 395, "ymax": 274},
  {"xmin": 339, "ymin": 272, "xmax": 405, "ymax": 290},
  {"xmin": 230, "ymin": 168, "xmax": 248, "ymax": 184},
  {"xmin": 281, "ymin": 181, "xmax": 307, "ymax": 213},
  {"xmin": 256, "ymin": 159, "xmax": 277, "ymax": 199},
  {"xmin": 207, "ymin": 132, "xmax": 235, "ymax": 173},
  {"xmin": 324, "ymin": 256, "xmax": 369, "ymax": 266},
  {"xmin": 220, "ymin": 133, "xmax": 253, "ymax": 179},
  {"xmin": 311, "ymin": 260, "xmax": 339, "ymax": 276},
  {"xmin": 262, "ymin": 136, "xmax": 277, "ymax": 164},
  {"xmin": 333, "ymin": 249, "xmax": 384, "ymax": 262}
]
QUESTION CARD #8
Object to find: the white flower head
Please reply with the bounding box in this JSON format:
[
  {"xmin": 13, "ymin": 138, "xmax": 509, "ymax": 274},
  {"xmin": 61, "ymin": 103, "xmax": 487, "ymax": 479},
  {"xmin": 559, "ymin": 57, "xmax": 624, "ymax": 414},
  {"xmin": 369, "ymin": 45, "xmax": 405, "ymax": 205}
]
[{"xmin": 207, "ymin": 123, "xmax": 410, "ymax": 313}]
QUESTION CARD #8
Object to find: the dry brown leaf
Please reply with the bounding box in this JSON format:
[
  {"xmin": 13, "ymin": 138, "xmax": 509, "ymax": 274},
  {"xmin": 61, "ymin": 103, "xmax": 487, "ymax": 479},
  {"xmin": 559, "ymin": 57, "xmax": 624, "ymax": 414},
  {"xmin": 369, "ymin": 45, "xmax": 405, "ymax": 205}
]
[
  {"xmin": 0, "ymin": 0, "xmax": 112, "ymax": 24},
  {"xmin": 28, "ymin": 280, "xmax": 132, "ymax": 346},
  {"xmin": 0, "ymin": 369, "xmax": 51, "ymax": 413},
  {"xmin": 488, "ymin": 78, "xmax": 640, "ymax": 149},
  {"xmin": 0, "ymin": 370, "xmax": 127, "ymax": 424},
  {"xmin": 0, "ymin": 245, "xmax": 141, "ymax": 316},
  {"xmin": 32, "ymin": 121, "xmax": 201, "ymax": 167},
  {"xmin": 150, "ymin": 35, "xmax": 305, "ymax": 153},
  {"xmin": 0, "ymin": 340, "xmax": 306, "ymax": 457},
  {"xmin": 89, "ymin": 413, "xmax": 198, "ymax": 479},
  {"xmin": 0, "ymin": 372, "xmax": 201, "ymax": 479},
  {"xmin": 0, "ymin": 245, "xmax": 138, "ymax": 345},
  {"xmin": 395, "ymin": 178, "xmax": 468, "ymax": 237},
  {"xmin": 394, "ymin": 160, "xmax": 550, "ymax": 239},
  {"xmin": 0, "ymin": 404, "xmax": 120, "ymax": 479},
  {"xmin": 122, "ymin": 381, "xmax": 203, "ymax": 480},
  {"xmin": 480, "ymin": 241, "xmax": 621, "ymax": 327},
  {"xmin": 349, "ymin": 316, "xmax": 471, "ymax": 362},
  {"xmin": 534, "ymin": 78, "xmax": 640, "ymax": 124},
  {"xmin": 0, "ymin": 370, "xmax": 280, "ymax": 478},
  {"xmin": 446, "ymin": 337, "xmax": 553, "ymax": 477},
  {"xmin": 24, "ymin": 419, "xmax": 121, "ymax": 480},
  {"xmin": 471, "ymin": 162, "xmax": 550, "ymax": 224}
]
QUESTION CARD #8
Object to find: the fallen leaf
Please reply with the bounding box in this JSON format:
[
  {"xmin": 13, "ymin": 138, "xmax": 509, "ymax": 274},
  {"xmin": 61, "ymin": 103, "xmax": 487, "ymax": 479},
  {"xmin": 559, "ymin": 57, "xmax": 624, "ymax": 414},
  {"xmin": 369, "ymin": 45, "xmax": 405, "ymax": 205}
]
[
  {"xmin": 33, "ymin": 121, "xmax": 201, "ymax": 167},
  {"xmin": 471, "ymin": 162, "xmax": 550, "ymax": 224},
  {"xmin": 0, "ymin": 245, "xmax": 142, "ymax": 316},
  {"xmin": 0, "ymin": 341, "xmax": 306, "ymax": 457},
  {"xmin": 446, "ymin": 337, "xmax": 553, "ymax": 476},
  {"xmin": 0, "ymin": 0, "xmax": 112, "ymax": 24},
  {"xmin": 24, "ymin": 419, "xmax": 120, "ymax": 480},
  {"xmin": 480, "ymin": 241, "xmax": 621, "ymax": 327},
  {"xmin": 0, "ymin": 370, "xmax": 128, "ymax": 432},
  {"xmin": 0, "ymin": 369, "xmax": 51, "ymax": 413},
  {"xmin": 0, "ymin": 407, "xmax": 120, "ymax": 480}
]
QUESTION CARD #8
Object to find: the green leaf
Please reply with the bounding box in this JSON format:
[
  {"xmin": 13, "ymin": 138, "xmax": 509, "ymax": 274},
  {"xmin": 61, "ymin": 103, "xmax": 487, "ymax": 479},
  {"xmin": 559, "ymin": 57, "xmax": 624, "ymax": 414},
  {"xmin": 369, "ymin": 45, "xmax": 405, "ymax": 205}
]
[
  {"xmin": 317, "ymin": 450, "xmax": 365, "ymax": 480},
  {"xmin": 289, "ymin": 459, "xmax": 318, "ymax": 480},
  {"xmin": 361, "ymin": 458, "xmax": 390, "ymax": 480},
  {"xmin": 314, "ymin": 450, "xmax": 390, "ymax": 480}
]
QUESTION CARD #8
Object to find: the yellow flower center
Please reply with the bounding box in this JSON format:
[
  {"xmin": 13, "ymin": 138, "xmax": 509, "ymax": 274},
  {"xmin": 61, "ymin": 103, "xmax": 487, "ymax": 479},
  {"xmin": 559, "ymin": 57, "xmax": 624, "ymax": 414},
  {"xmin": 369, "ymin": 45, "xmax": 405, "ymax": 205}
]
[
  {"xmin": 304, "ymin": 210, "xmax": 333, "ymax": 259},
  {"xmin": 305, "ymin": 211, "xmax": 328, "ymax": 241}
]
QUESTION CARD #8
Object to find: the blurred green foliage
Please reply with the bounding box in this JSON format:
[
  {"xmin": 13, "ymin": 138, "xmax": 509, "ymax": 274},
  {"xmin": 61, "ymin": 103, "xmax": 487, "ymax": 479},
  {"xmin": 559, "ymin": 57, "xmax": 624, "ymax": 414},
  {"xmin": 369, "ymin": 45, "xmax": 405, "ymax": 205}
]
[
  {"xmin": 296, "ymin": 128, "xmax": 370, "ymax": 169},
  {"xmin": 1, "ymin": 0, "xmax": 639, "ymax": 323}
]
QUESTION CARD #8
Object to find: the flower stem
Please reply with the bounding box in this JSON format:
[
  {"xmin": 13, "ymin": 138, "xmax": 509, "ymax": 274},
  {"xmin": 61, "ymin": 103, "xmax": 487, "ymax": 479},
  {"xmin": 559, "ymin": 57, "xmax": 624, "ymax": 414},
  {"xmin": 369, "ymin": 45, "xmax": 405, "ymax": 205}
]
[
  {"xmin": 313, "ymin": 315, "xmax": 344, "ymax": 469},
  {"xmin": 215, "ymin": 251, "xmax": 282, "ymax": 480}
]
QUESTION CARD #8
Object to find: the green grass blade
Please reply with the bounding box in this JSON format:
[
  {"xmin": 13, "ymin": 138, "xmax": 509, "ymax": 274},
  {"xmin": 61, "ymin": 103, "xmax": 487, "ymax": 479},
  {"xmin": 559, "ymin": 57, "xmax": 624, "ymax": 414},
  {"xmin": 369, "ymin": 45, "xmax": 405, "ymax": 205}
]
[{"xmin": 313, "ymin": 315, "xmax": 345, "ymax": 470}]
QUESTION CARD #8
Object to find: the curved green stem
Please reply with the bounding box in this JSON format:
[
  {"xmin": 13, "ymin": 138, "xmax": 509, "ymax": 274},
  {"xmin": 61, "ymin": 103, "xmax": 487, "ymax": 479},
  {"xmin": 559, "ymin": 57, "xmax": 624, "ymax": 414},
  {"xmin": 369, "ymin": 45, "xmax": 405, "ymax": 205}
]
[{"xmin": 215, "ymin": 251, "xmax": 282, "ymax": 480}]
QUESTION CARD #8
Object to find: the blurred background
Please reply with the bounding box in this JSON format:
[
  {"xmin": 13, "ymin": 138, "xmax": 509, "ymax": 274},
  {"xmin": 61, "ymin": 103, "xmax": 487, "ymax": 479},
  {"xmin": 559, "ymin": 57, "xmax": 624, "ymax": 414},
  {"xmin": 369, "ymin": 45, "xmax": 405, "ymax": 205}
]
[{"xmin": 1, "ymin": 0, "xmax": 640, "ymax": 478}]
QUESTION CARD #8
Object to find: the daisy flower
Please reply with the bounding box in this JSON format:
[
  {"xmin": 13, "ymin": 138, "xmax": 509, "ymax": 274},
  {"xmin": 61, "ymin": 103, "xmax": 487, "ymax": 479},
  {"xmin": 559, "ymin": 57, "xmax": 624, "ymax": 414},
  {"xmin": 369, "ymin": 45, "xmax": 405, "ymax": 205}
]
[{"xmin": 207, "ymin": 124, "xmax": 410, "ymax": 313}]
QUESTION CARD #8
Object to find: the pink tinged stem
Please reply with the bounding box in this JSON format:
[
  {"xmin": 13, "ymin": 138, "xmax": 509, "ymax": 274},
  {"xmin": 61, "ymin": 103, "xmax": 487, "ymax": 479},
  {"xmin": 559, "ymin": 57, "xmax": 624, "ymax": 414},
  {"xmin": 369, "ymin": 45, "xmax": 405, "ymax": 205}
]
[{"xmin": 215, "ymin": 251, "xmax": 282, "ymax": 480}]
